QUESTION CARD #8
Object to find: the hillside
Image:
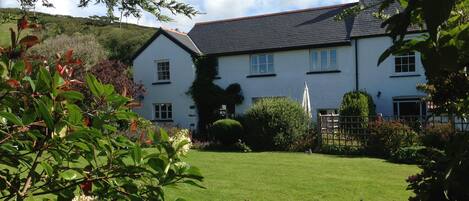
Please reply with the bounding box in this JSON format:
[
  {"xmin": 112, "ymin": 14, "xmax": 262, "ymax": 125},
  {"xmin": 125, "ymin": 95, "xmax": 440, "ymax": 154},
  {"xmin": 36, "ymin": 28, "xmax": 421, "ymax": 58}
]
[{"xmin": 0, "ymin": 8, "xmax": 157, "ymax": 63}]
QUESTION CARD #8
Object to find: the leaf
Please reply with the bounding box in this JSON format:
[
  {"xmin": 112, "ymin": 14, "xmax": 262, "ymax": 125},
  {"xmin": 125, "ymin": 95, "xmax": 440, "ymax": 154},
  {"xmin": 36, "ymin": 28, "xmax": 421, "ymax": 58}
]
[
  {"xmin": 59, "ymin": 91, "xmax": 84, "ymax": 101},
  {"xmin": 0, "ymin": 111, "xmax": 24, "ymax": 126},
  {"xmin": 85, "ymin": 74, "xmax": 102, "ymax": 97},
  {"xmin": 38, "ymin": 67, "xmax": 52, "ymax": 90},
  {"xmin": 17, "ymin": 16, "xmax": 29, "ymax": 30},
  {"xmin": 59, "ymin": 169, "xmax": 81, "ymax": 180},
  {"xmin": 147, "ymin": 158, "xmax": 166, "ymax": 172},
  {"xmin": 19, "ymin": 35, "xmax": 39, "ymax": 48},
  {"xmin": 182, "ymin": 180, "xmax": 206, "ymax": 189},
  {"xmin": 35, "ymin": 99, "xmax": 54, "ymax": 129},
  {"xmin": 66, "ymin": 104, "xmax": 82, "ymax": 125},
  {"xmin": 131, "ymin": 146, "xmax": 142, "ymax": 165},
  {"xmin": 23, "ymin": 76, "xmax": 36, "ymax": 91},
  {"xmin": 65, "ymin": 49, "xmax": 73, "ymax": 63},
  {"xmin": 6, "ymin": 79, "xmax": 20, "ymax": 88},
  {"xmin": 41, "ymin": 161, "xmax": 53, "ymax": 177}
]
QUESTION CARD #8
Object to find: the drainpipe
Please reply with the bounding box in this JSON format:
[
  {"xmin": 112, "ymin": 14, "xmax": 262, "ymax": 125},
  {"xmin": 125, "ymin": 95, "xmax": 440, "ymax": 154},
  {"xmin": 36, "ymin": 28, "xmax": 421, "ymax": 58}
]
[{"xmin": 354, "ymin": 39, "xmax": 359, "ymax": 91}]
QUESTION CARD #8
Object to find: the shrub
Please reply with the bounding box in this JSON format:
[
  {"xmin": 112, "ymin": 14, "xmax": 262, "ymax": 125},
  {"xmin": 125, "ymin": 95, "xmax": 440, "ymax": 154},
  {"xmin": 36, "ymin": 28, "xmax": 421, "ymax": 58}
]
[
  {"xmin": 319, "ymin": 144, "xmax": 365, "ymax": 155},
  {"xmin": 367, "ymin": 121, "xmax": 418, "ymax": 157},
  {"xmin": 244, "ymin": 98, "xmax": 310, "ymax": 151},
  {"xmin": 233, "ymin": 139, "xmax": 252, "ymax": 153},
  {"xmin": 209, "ymin": 119, "xmax": 244, "ymax": 145},
  {"xmin": 291, "ymin": 126, "xmax": 318, "ymax": 152},
  {"xmin": 390, "ymin": 146, "xmax": 426, "ymax": 164},
  {"xmin": 407, "ymin": 133, "xmax": 469, "ymax": 201},
  {"xmin": 339, "ymin": 91, "xmax": 376, "ymax": 116},
  {"xmin": 27, "ymin": 33, "xmax": 108, "ymax": 69},
  {"xmin": 421, "ymin": 123, "xmax": 455, "ymax": 150}
]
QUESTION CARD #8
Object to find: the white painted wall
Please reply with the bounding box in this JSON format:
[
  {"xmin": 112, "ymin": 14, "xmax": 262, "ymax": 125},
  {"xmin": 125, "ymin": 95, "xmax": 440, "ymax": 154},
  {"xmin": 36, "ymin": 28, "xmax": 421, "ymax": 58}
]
[
  {"xmin": 215, "ymin": 46, "xmax": 356, "ymax": 121},
  {"xmin": 356, "ymin": 35, "xmax": 427, "ymax": 116},
  {"xmin": 133, "ymin": 34, "xmax": 427, "ymax": 128},
  {"xmin": 133, "ymin": 35, "xmax": 197, "ymax": 128}
]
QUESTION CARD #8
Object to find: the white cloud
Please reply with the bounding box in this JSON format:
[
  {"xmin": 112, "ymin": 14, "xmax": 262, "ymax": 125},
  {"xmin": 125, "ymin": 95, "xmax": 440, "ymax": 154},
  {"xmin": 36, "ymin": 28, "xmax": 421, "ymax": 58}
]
[{"xmin": 0, "ymin": 0, "xmax": 357, "ymax": 31}]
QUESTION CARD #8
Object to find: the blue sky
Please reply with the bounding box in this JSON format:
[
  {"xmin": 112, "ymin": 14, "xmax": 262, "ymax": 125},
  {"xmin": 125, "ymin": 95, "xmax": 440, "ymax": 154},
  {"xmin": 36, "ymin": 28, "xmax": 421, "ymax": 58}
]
[{"xmin": 0, "ymin": 0, "xmax": 357, "ymax": 31}]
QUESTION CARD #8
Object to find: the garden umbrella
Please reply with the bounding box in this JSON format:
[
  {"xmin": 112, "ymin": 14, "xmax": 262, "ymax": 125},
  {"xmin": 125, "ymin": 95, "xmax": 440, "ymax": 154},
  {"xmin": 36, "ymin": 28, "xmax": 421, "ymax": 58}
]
[{"xmin": 302, "ymin": 82, "xmax": 312, "ymax": 118}]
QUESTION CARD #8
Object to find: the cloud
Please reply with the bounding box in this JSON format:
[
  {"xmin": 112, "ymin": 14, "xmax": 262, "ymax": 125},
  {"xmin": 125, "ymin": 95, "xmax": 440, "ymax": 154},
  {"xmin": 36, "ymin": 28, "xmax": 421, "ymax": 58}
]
[{"xmin": 1, "ymin": 0, "xmax": 357, "ymax": 31}]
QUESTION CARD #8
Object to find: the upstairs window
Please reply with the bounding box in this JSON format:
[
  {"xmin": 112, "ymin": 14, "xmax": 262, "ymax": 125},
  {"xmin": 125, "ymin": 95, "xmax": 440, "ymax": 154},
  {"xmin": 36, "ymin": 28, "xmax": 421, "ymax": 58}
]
[
  {"xmin": 156, "ymin": 60, "xmax": 170, "ymax": 81},
  {"xmin": 154, "ymin": 103, "xmax": 172, "ymax": 120},
  {"xmin": 394, "ymin": 52, "xmax": 416, "ymax": 73},
  {"xmin": 311, "ymin": 49, "xmax": 337, "ymax": 71},
  {"xmin": 250, "ymin": 54, "xmax": 274, "ymax": 74}
]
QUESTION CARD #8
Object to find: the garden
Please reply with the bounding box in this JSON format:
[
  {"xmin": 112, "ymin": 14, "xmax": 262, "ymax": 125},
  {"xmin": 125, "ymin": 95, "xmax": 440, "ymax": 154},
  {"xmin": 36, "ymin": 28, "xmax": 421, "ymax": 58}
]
[{"xmin": 1, "ymin": 0, "xmax": 468, "ymax": 200}]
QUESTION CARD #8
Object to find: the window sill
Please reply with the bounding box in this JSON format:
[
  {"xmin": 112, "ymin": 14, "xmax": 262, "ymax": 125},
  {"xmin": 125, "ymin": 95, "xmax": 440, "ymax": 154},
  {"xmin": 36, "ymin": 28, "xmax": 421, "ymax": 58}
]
[
  {"xmin": 152, "ymin": 81, "xmax": 171, "ymax": 85},
  {"xmin": 151, "ymin": 119, "xmax": 174, "ymax": 123},
  {"xmin": 389, "ymin": 74, "xmax": 421, "ymax": 78},
  {"xmin": 306, "ymin": 70, "xmax": 341, "ymax": 75},
  {"xmin": 214, "ymin": 76, "xmax": 221, "ymax": 80},
  {"xmin": 246, "ymin": 73, "xmax": 276, "ymax": 78}
]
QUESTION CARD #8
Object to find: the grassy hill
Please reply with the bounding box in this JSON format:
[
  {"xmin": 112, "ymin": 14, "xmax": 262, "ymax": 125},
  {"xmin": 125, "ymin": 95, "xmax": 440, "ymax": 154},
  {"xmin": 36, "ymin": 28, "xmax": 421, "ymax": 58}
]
[{"xmin": 0, "ymin": 8, "xmax": 156, "ymax": 63}]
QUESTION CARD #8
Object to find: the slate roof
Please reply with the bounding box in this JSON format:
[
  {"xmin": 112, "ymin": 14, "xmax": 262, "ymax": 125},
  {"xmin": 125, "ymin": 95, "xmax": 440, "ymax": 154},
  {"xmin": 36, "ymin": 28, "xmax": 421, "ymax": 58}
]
[
  {"xmin": 133, "ymin": 0, "xmax": 424, "ymax": 60},
  {"xmin": 188, "ymin": 3, "xmax": 358, "ymax": 55}
]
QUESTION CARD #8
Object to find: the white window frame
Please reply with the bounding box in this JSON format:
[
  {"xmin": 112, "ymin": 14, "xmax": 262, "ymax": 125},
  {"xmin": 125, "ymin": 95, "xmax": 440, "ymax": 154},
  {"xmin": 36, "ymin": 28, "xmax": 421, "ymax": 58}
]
[
  {"xmin": 250, "ymin": 54, "xmax": 274, "ymax": 75},
  {"xmin": 155, "ymin": 60, "xmax": 170, "ymax": 81},
  {"xmin": 153, "ymin": 103, "xmax": 173, "ymax": 120},
  {"xmin": 394, "ymin": 52, "xmax": 416, "ymax": 74},
  {"xmin": 310, "ymin": 48, "xmax": 338, "ymax": 72},
  {"xmin": 393, "ymin": 98, "xmax": 426, "ymax": 117}
]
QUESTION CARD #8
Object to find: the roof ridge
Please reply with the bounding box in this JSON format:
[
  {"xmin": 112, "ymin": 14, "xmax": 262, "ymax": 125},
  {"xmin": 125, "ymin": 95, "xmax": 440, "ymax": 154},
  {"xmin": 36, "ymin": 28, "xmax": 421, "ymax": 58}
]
[
  {"xmin": 161, "ymin": 27, "xmax": 187, "ymax": 35},
  {"xmin": 194, "ymin": 2, "xmax": 358, "ymax": 26}
]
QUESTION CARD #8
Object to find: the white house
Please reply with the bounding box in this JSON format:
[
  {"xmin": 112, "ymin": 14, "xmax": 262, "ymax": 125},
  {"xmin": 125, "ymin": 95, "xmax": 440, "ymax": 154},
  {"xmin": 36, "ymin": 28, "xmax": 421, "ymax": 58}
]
[{"xmin": 132, "ymin": 1, "xmax": 427, "ymax": 129}]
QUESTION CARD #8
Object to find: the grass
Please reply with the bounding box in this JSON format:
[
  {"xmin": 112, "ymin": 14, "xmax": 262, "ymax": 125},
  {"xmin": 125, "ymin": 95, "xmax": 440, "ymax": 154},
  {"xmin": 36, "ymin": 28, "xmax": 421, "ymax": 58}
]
[{"xmin": 166, "ymin": 151, "xmax": 420, "ymax": 201}]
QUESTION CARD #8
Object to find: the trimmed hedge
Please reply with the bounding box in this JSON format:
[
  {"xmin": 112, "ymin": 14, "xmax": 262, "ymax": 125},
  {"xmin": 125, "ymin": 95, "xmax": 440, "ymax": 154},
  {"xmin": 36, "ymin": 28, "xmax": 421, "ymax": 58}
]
[
  {"xmin": 209, "ymin": 119, "xmax": 244, "ymax": 145},
  {"xmin": 339, "ymin": 91, "xmax": 376, "ymax": 116},
  {"xmin": 244, "ymin": 98, "xmax": 310, "ymax": 151}
]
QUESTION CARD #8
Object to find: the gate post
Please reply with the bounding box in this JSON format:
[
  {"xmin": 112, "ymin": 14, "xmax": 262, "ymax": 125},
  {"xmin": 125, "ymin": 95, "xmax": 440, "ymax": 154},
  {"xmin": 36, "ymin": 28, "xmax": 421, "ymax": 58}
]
[{"xmin": 316, "ymin": 113, "xmax": 322, "ymax": 151}]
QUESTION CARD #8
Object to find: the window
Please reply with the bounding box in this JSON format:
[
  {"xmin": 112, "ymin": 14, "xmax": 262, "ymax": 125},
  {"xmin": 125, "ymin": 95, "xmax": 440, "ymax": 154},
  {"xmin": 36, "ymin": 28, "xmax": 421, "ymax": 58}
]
[
  {"xmin": 311, "ymin": 49, "xmax": 338, "ymax": 71},
  {"xmin": 394, "ymin": 52, "xmax": 416, "ymax": 73},
  {"xmin": 393, "ymin": 97, "xmax": 426, "ymax": 117},
  {"xmin": 156, "ymin": 61, "xmax": 170, "ymax": 81},
  {"xmin": 214, "ymin": 58, "xmax": 219, "ymax": 77},
  {"xmin": 250, "ymin": 54, "xmax": 274, "ymax": 74},
  {"xmin": 153, "ymin": 103, "xmax": 172, "ymax": 120}
]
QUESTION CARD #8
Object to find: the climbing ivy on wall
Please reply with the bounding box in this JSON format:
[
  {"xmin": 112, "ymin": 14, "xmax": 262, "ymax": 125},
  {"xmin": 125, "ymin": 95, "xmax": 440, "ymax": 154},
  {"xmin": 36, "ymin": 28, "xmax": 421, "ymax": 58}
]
[{"xmin": 188, "ymin": 56, "xmax": 244, "ymax": 136}]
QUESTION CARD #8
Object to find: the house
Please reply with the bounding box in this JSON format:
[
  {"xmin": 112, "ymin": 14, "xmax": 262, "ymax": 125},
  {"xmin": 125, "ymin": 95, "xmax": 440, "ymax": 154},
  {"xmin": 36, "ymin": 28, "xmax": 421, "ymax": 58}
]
[{"xmin": 132, "ymin": 1, "xmax": 427, "ymax": 129}]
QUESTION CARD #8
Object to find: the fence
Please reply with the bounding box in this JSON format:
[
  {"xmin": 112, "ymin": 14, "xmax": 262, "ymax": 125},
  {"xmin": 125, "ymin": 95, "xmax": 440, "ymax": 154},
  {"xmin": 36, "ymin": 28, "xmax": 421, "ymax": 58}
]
[{"xmin": 317, "ymin": 114, "xmax": 469, "ymax": 148}]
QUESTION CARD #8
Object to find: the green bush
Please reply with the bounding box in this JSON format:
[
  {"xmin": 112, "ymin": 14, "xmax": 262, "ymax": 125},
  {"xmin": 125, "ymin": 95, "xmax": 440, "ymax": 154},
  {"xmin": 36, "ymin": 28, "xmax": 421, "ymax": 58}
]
[
  {"xmin": 209, "ymin": 119, "xmax": 244, "ymax": 145},
  {"xmin": 339, "ymin": 91, "xmax": 376, "ymax": 116},
  {"xmin": 367, "ymin": 121, "xmax": 418, "ymax": 157},
  {"xmin": 319, "ymin": 144, "xmax": 365, "ymax": 155},
  {"xmin": 390, "ymin": 146, "xmax": 426, "ymax": 164},
  {"xmin": 244, "ymin": 98, "xmax": 310, "ymax": 151},
  {"xmin": 421, "ymin": 123, "xmax": 455, "ymax": 150}
]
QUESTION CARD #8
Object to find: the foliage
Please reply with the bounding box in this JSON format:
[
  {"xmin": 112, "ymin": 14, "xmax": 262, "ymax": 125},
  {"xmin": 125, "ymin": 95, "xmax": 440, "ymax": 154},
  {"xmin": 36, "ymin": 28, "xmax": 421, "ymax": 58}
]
[
  {"xmin": 0, "ymin": 8, "xmax": 156, "ymax": 64},
  {"xmin": 188, "ymin": 56, "xmax": 244, "ymax": 136},
  {"xmin": 367, "ymin": 120, "xmax": 418, "ymax": 157},
  {"xmin": 291, "ymin": 126, "xmax": 318, "ymax": 152},
  {"xmin": 16, "ymin": 0, "xmax": 199, "ymax": 22},
  {"xmin": 244, "ymin": 98, "xmax": 310, "ymax": 151},
  {"xmin": 407, "ymin": 133, "xmax": 469, "ymax": 201},
  {"xmin": 74, "ymin": 60, "xmax": 146, "ymax": 101},
  {"xmin": 390, "ymin": 146, "xmax": 426, "ymax": 164},
  {"xmin": 339, "ymin": 91, "xmax": 376, "ymax": 116},
  {"xmin": 27, "ymin": 33, "xmax": 108, "ymax": 69},
  {"xmin": 319, "ymin": 144, "xmax": 365, "ymax": 156},
  {"xmin": 0, "ymin": 17, "xmax": 202, "ymax": 200},
  {"xmin": 233, "ymin": 139, "xmax": 252, "ymax": 153},
  {"xmin": 208, "ymin": 119, "xmax": 244, "ymax": 146},
  {"xmin": 420, "ymin": 123, "xmax": 455, "ymax": 150}
]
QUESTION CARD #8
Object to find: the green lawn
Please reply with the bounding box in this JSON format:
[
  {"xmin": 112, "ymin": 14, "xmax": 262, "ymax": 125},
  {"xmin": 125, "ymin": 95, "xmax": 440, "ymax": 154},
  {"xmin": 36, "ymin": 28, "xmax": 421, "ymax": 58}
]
[{"xmin": 167, "ymin": 151, "xmax": 420, "ymax": 201}]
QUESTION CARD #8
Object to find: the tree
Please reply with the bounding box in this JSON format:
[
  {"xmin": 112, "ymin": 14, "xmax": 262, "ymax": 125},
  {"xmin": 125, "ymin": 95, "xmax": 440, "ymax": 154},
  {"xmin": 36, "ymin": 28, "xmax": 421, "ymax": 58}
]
[
  {"xmin": 18, "ymin": 0, "xmax": 199, "ymax": 22},
  {"xmin": 339, "ymin": 1, "xmax": 468, "ymax": 200},
  {"xmin": 0, "ymin": 16, "xmax": 202, "ymax": 201}
]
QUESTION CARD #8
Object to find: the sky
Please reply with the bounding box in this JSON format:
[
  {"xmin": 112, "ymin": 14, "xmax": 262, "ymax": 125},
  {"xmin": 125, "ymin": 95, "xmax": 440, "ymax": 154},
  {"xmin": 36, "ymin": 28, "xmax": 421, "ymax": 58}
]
[{"xmin": 0, "ymin": 0, "xmax": 357, "ymax": 32}]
